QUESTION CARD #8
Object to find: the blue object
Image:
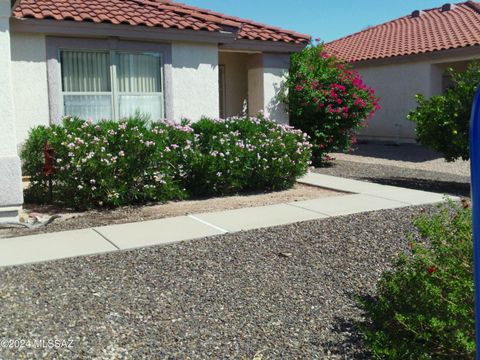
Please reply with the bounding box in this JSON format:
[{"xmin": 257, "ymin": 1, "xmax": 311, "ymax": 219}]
[{"xmin": 470, "ymin": 85, "xmax": 480, "ymax": 360}]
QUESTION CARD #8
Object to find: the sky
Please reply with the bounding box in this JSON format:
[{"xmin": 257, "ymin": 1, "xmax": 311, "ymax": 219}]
[{"xmin": 183, "ymin": 0, "xmax": 456, "ymax": 42}]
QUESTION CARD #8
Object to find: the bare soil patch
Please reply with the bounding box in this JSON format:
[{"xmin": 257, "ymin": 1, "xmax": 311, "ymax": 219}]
[{"xmin": 0, "ymin": 183, "xmax": 340, "ymax": 238}]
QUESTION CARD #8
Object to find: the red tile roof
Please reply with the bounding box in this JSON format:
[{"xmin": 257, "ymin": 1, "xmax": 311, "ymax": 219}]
[
  {"xmin": 12, "ymin": 0, "xmax": 310, "ymax": 44},
  {"xmin": 324, "ymin": 1, "xmax": 480, "ymax": 63}
]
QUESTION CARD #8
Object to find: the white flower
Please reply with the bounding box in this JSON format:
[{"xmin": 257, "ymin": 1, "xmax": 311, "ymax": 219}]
[
  {"xmin": 118, "ymin": 151, "xmax": 125, "ymax": 157},
  {"xmin": 77, "ymin": 185, "xmax": 83, "ymax": 190},
  {"xmin": 154, "ymin": 173, "xmax": 165, "ymax": 183}
]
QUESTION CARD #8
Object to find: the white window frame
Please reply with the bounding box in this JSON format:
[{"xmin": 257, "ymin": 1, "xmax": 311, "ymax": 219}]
[
  {"xmin": 59, "ymin": 48, "xmax": 165, "ymax": 121},
  {"xmin": 114, "ymin": 50, "xmax": 165, "ymax": 121}
]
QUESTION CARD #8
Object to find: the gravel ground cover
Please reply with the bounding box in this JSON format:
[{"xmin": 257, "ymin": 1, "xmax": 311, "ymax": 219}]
[
  {"xmin": 0, "ymin": 204, "xmax": 436, "ymax": 359},
  {"xmin": 314, "ymin": 160, "xmax": 470, "ymax": 197}
]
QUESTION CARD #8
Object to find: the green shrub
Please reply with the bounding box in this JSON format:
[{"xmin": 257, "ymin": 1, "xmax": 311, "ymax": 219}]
[
  {"xmin": 283, "ymin": 44, "xmax": 380, "ymax": 164},
  {"xmin": 21, "ymin": 114, "xmax": 312, "ymax": 209},
  {"xmin": 186, "ymin": 116, "xmax": 312, "ymax": 196},
  {"xmin": 407, "ymin": 62, "xmax": 480, "ymax": 161},
  {"xmin": 22, "ymin": 116, "xmax": 192, "ymax": 208},
  {"xmin": 360, "ymin": 201, "xmax": 474, "ymax": 359},
  {"xmin": 21, "ymin": 125, "xmax": 51, "ymax": 203}
]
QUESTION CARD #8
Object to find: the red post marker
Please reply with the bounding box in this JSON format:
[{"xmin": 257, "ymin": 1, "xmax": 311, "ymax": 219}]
[
  {"xmin": 43, "ymin": 141, "xmax": 55, "ymax": 176},
  {"xmin": 43, "ymin": 141, "xmax": 55, "ymax": 202}
]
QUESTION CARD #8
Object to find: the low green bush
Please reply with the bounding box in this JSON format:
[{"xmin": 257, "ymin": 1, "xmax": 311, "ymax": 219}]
[
  {"xmin": 22, "ymin": 116, "xmax": 193, "ymax": 208},
  {"xmin": 407, "ymin": 62, "xmax": 480, "ymax": 161},
  {"xmin": 21, "ymin": 115, "xmax": 312, "ymax": 209},
  {"xmin": 186, "ymin": 116, "xmax": 312, "ymax": 196},
  {"xmin": 360, "ymin": 201, "xmax": 474, "ymax": 359}
]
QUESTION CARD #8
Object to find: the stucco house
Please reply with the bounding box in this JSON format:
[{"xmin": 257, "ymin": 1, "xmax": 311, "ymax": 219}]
[
  {"xmin": 0, "ymin": 0, "xmax": 310, "ymax": 221},
  {"xmin": 325, "ymin": 1, "xmax": 480, "ymax": 143}
]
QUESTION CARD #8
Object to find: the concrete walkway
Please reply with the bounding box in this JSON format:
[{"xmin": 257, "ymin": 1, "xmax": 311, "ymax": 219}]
[{"xmin": 0, "ymin": 173, "xmax": 457, "ymax": 267}]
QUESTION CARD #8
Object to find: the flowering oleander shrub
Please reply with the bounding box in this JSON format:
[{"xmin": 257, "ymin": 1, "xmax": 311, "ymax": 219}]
[
  {"xmin": 187, "ymin": 115, "xmax": 312, "ymax": 196},
  {"xmin": 22, "ymin": 116, "xmax": 193, "ymax": 208},
  {"xmin": 407, "ymin": 62, "xmax": 480, "ymax": 162},
  {"xmin": 22, "ymin": 114, "xmax": 312, "ymax": 209},
  {"xmin": 283, "ymin": 45, "xmax": 380, "ymax": 164},
  {"xmin": 360, "ymin": 201, "xmax": 474, "ymax": 359}
]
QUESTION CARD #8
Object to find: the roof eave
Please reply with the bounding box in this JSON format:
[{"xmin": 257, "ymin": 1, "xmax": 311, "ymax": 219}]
[
  {"xmin": 10, "ymin": 17, "xmax": 239, "ymax": 44},
  {"xmin": 11, "ymin": 17, "xmax": 308, "ymax": 50},
  {"xmin": 348, "ymin": 44, "xmax": 480, "ymax": 67},
  {"xmin": 220, "ymin": 39, "xmax": 308, "ymax": 53}
]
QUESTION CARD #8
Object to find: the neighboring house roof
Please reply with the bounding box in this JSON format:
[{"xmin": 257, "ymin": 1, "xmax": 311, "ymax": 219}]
[
  {"xmin": 12, "ymin": 0, "xmax": 310, "ymax": 44},
  {"xmin": 324, "ymin": 1, "xmax": 480, "ymax": 63}
]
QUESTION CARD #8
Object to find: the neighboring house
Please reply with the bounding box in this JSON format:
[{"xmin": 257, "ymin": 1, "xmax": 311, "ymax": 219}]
[
  {"xmin": 325, "ymin": 1, "xmax": 480, "ymax": 143},
  {"xmin": 0, "ymin": 0, "xmax": 309, "ymax": 220}
]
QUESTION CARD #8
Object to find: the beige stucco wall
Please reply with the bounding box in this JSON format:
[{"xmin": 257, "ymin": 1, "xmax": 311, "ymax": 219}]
[
  {"xmin": 171, "ymin": 42, "xmax": 219, "ymax": 121},
  {"xmin": 8, "ymin": 34, "xmax": 291, "ymax": 142},
  {"xmin": 10, "ymin": 32, "xmax": 50, "ymax": 145},
  {"xmin": 247, "ymin": 53, "xmax": 290, "ymax": 124},
  {"xmin": 247, "ymin": 54, "xmax": 264, "ymax": 117},
  {"xmin": 263, "ymin": 52, "xmax": 290, "ymax": 124},
  {"xmin": 0, "ymin": 0, "xmax": 24, "ymax": 211},
  {"xmin": 354, "ymin": 46, "xmax": 480, "ymax": 143},
  {"xmin": 9, "ymin": 37, "xmax": 221, "ymax": 140},
  {"xmin": 219, "ymin": 51, "xmax": 248, "ymax": 117},
  {"xmin": 356, "ymin": 61, "xmax": 443, "ymax": 142}
]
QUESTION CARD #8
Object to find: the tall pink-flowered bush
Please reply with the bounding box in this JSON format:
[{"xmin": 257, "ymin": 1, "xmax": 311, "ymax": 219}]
[
  {"xmin": 283, "ymin": 44, "xmax": 380, "ymax": 164},
  {"xmin": 21, "ymin": 115, "xmax": 312, "ymax": 209}
]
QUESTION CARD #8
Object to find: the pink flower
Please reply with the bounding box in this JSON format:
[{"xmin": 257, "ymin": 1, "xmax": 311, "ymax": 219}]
[{"xmin": 320, "ymin": 51, "xmax": 330, "ymax": 59}]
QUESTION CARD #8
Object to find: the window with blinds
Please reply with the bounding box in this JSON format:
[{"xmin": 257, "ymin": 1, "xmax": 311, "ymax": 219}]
[{"xmin": 60, "ymin": 50, "xmax": 164, "ymax": 122}]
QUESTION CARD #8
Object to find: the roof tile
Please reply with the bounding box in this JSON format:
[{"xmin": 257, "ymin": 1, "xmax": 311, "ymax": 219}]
[
  {"xmin": 325, "ymin": 1, "xmax": 480, "ymax": 62},
  {"xmin": 12, "ymin": 0, "xmax": 310, "ymax": 44}
]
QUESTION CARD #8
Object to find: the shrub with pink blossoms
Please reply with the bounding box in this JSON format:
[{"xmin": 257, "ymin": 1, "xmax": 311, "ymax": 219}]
[
  {"xmin": 22, "ymin": 116, "xmax": 193, "ymax": 208},
  {"xmin": 283, "ymin": 45, "xmax": 380, "ymax": 164},
  {"xmin": 21, "ymin": 114, "xmax": 311, "ymax": 209},
  {"xmin": 186, "ymin": 114, "xmax": 312, "ymax": 196}
]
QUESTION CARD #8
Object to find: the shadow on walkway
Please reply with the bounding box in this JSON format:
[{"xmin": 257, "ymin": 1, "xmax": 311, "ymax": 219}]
[
  {"xmin": 344, "ymin": 143, "xmax": 443, "ymax": 163},
  {"xmin": 361, "ymin": 177, "xmax": 470, "ymax": 197}
]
